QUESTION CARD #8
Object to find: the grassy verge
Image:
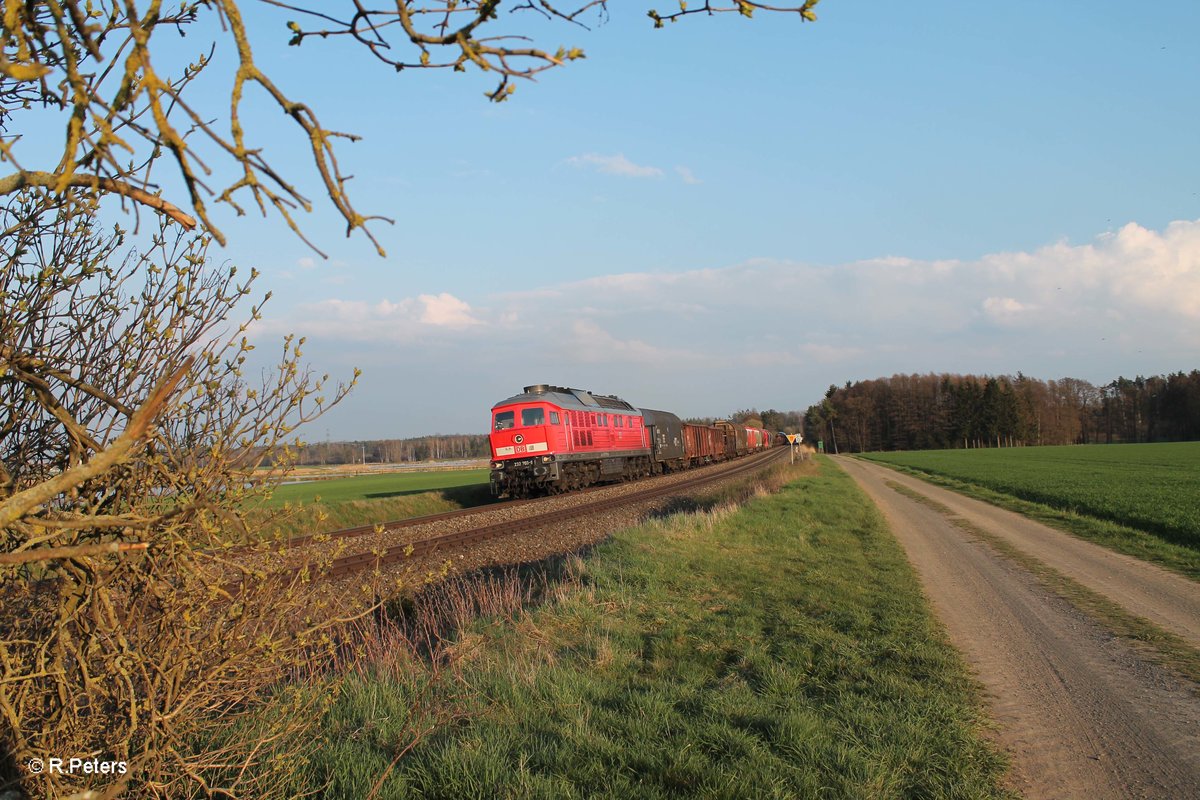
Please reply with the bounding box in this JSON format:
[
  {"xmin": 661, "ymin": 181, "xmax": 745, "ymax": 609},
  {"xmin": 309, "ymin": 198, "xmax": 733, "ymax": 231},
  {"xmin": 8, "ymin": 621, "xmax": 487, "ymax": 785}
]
[
  {"xmin": 884, "ymin": 480, "xmax": 1200, "ymax": 688},
  {"xmin": 233, "ymin": 456, "xmax": 1011, "ymax": 798},
  {"xmin": 860, "ymin": 460, "xmax": 1200, "ymax": 582}
]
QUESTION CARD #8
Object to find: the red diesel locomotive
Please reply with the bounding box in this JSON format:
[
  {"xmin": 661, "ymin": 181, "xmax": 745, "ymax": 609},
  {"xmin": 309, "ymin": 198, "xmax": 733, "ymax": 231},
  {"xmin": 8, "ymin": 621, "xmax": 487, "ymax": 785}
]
[{"xmin": 489, "ymin": 384, "xmax": 770, "ymax": 497}]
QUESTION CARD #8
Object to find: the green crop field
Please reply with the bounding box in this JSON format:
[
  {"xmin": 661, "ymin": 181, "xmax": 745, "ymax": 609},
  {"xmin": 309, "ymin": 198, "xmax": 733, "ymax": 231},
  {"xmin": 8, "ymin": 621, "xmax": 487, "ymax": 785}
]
[
  {"xmin": 264, "ymin": 469, "xmax": 490, "ymax": 507},
  {"xmin": 860, "ymin": 442, "xmax": 1200, "ymax": 561},
  {"xmin": 241, "ymin": 469, "xmax": 493, "ymax": 542}
]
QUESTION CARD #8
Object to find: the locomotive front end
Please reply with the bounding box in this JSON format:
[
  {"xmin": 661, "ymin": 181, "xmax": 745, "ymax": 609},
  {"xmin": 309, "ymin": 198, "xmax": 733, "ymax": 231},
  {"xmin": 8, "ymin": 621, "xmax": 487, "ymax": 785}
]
[
  {"xmin": 489, "ymin": 387, "xmax": 564, "ymax": 497},
  {"xmin": 488, "ymin": 384, "xmax": 653, "ymax": 497}
]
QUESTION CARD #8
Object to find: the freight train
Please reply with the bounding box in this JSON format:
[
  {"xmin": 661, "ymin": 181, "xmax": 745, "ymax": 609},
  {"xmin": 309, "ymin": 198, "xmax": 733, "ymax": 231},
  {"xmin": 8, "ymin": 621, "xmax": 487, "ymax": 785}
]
[{"xmin": 489, "ymin": 384, "xmax": 772, "ymax": 498}]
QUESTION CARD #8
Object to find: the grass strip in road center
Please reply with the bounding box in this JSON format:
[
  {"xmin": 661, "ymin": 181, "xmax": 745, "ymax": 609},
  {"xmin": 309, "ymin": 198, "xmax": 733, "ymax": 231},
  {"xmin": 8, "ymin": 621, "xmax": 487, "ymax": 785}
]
[{"xmin": 256, "ymin": 457, "xmax": 1011, "ymax": 798}]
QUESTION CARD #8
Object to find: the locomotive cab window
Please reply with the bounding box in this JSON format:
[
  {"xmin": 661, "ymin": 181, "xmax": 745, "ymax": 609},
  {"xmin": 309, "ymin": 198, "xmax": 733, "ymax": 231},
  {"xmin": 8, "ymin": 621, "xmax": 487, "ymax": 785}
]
[
  {"xmin": 494, "ymin": 411, "xmax": 515, "ymax": 430},
  {"xmin": 521, "ymin": 408, "xmax": 545, "ymax": 426},
  {"xmin": 550, "ymin": 412, "xmax": 560, "ymax": 424}
]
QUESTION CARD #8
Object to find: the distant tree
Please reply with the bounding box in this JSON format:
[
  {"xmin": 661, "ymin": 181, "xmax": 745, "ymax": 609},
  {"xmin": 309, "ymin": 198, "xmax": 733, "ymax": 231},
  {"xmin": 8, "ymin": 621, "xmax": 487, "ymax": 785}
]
[
  {"xmin": 1056, "ymin": 377, "xmax": 1099, "ymax": 444},
  {"xmin": 760, "ymin": 408, "xmax": 804, "ymax": 434},
  {"xmin": 1158, "ymin": 371, "xmax": 1200, "ymax": 440},
  {"xmin": 802, "ymin": 403, "xmax": 826, "ymax": 445},
  {"xmin": 823, "ymin": 387, "xmax": 840, "ymax": 454}
]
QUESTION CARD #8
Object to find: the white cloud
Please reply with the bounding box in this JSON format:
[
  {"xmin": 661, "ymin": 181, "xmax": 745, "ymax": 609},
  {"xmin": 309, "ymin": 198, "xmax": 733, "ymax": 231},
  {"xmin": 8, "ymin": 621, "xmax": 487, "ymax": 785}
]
[
  {"xmin": 564, "ymin": 320, "xmax": 708, "ymax": 366},
  {"xmin": 952, "ymin": 220, "xmax": 1200, "ymax": 327},
  {"xmin": 268, "ymin": 219, "xmax": 1200, "ymax": 349},
  {"xmin": 564, "ymin": 153, "xmax": 663, "ymax": 178},
  {"xmin": 297, "ymin": 257, "xmax": 316, "ymax": 270},
  {"xmin": 251, "ymin": 292, "xmax": 483, "ymax": 342},
  {"xmin": 418, "ymin": 293, "xmax": 483, "ymax": 328},
  {"xmin": 675, "ymin": 165, "xmax": 701, "ymax": 185},
  {"xmin": 1104, "ymin": 221, "xmax": 1200, "ymax": 316},
  {"xmin": 744, "ymin": 344, "xmax": 863, "ymax": 367},
  {"xmin": 501, "ymin": 220, "xmax": 1195, "ymax": 356},
  {"xmin": 981, "ymin": 296, "xmax": 1033, "ymax": 323}
]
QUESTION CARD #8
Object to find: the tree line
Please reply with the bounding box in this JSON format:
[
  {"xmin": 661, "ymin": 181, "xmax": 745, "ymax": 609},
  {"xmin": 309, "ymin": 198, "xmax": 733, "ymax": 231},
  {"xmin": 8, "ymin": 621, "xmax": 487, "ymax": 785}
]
[
  {"xmin": 294, "ymin": 434, "xmax": 490, "ymax": 465},
  {"xmin": 289, "ymin": 371, "xmax": 1200, "ymax": 468},
  {"xmin": 802, "ymin": 371, "xmax": 1200, "ymax": 453}
]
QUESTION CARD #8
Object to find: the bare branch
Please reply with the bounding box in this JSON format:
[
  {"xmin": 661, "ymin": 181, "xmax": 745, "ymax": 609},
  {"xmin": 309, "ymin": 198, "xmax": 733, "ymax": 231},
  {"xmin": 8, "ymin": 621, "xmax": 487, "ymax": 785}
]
[
  {"xmin": 0, "ymin": 540, "xmax": 148, "ymax": 567},
  {"xmin": 0, "ymin": 171, "xmax": 197, "ymax": 230},
  {"xmin": 0, "ymin": 356, "xmax": 192, "ymax": 530}
]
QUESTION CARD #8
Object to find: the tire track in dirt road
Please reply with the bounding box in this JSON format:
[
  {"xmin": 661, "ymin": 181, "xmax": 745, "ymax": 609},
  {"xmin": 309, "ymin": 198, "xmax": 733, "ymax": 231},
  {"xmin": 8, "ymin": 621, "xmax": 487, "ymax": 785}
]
[{"xmin": 835, "ymin": 456, "xmax": 1200, "ymax": 800}]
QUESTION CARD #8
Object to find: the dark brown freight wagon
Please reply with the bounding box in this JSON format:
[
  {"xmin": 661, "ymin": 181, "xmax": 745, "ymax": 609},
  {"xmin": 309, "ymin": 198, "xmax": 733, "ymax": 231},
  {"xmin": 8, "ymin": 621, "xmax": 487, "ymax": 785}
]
[
  {"xmin": 682, "ymin": 423, "xmax": 725, "ymax": 466},
  {"xmin": 714, "ymin": 420, "xmax": 749, "ymax": 457}
]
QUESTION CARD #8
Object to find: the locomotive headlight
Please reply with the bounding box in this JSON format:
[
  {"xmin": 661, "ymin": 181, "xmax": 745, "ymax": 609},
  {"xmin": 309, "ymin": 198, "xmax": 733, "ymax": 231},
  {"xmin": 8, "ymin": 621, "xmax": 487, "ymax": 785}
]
[
  {"xmin": 491, "ymin": 461, "xmax": 503, "ymax": 470},
  {"xmin": 541, "ymin": 455, "xmax": 553, "ymax": 463}
]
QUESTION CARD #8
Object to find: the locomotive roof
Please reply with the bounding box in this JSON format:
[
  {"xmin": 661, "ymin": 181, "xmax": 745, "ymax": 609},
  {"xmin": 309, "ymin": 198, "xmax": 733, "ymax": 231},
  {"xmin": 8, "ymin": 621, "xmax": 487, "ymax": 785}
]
[{"xmin": 492, "ymin": 384, "xmax": 639, "ymax": 413}]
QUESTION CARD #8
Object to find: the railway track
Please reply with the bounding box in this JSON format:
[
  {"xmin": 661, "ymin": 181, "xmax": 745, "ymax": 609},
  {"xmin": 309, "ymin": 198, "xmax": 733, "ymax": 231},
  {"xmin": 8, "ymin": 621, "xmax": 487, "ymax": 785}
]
[{"xmin": 238, "ymin": 448, "xmax": 785, "ymax": 589}]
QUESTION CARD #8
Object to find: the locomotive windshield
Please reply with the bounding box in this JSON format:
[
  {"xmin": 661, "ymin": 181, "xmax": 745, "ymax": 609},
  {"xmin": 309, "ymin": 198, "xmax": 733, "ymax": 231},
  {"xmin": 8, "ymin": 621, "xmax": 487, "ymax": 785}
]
[
  {"xmin": 494, "ymin": 411, "xmax": 515, "ymax": 430},
  {"xmin": 521, "ymin": 408, "xmax": 545, "ymax": 426}
]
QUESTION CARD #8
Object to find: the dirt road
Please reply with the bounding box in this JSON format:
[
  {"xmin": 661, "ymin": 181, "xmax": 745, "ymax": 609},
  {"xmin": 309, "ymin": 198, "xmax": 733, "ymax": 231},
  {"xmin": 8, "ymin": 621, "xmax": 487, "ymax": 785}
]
[{"xmin": 835, "ymin": 456, "xmax": 1200, "ymax": 800}]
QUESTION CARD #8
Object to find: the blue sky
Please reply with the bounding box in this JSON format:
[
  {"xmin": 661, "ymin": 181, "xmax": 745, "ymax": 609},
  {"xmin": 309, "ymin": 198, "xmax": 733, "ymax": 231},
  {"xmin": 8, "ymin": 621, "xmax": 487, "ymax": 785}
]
[{"xmin": 43, "ymin": 1, "xmax": 1200, "ymax": 439}]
